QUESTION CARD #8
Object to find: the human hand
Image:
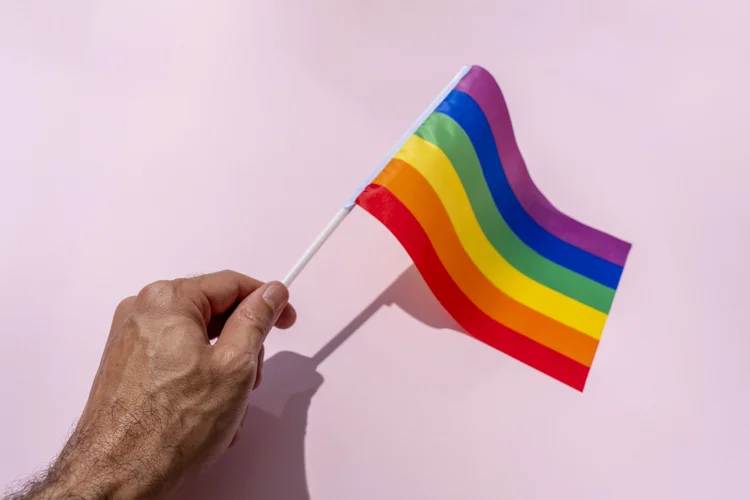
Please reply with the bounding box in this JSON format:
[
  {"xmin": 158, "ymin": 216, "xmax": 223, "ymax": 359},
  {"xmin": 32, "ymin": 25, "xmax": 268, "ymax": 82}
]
[{"xmin": 12, "ymin": 271, "xmax": 296, "ymax": 500}]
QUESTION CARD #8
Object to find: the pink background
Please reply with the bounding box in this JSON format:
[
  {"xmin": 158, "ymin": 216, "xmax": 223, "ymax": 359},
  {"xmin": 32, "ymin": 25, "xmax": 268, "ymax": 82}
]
[{"xmin": 1, "ymin": 1, "xmax": 748, "ymax": 498}]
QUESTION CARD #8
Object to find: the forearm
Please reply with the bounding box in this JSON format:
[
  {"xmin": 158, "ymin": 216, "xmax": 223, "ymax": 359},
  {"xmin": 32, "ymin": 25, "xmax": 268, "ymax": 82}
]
[
  {"xmin": 6, "ymin": 436, "xmax": 125, "ymax": 500},
  {"xmin": 7, "ymin": 404, "xmax": 175, "ymax": 500}
]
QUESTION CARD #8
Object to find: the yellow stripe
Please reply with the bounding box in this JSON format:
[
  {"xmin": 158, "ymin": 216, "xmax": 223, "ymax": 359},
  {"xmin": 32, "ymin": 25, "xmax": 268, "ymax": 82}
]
[{"xmin": 390, "ymin": 135, "xmax": 607, "ymax": 338}]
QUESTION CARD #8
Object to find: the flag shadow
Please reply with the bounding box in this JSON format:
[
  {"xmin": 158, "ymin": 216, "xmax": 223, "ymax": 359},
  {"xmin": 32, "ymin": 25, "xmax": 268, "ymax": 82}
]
[{"xmin": 174, "ymin": 265, "xmax": 460, "ymax": 500}]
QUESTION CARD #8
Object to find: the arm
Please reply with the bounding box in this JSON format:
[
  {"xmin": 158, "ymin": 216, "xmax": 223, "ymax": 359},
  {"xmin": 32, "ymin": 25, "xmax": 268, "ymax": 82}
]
[{"xmin": 5, "ymin": 270, "xmax": 296, "ymax": 500}]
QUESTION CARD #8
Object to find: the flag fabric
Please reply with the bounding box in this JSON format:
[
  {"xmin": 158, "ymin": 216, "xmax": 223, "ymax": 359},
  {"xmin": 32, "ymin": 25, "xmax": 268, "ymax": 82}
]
[{"xmin": 355, "ymin": 65, "xmax": 631, "ymax": 391}]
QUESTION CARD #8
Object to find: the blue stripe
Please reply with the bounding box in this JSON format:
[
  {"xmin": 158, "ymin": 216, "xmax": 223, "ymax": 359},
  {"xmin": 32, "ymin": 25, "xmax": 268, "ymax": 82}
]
[{"xmin": 435, "ymin": 90, "xmax": 623, "ymax": 289}]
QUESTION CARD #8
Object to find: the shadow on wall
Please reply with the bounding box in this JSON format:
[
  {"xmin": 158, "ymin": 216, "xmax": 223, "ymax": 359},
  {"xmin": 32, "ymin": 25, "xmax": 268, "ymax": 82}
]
[{"xmin": 174, "ymin": 265, "xmax": 461, "ymax": 500}]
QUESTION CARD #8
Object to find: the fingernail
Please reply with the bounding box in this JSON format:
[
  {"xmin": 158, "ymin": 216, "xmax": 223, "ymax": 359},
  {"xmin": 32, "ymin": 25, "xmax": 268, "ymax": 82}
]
[{"xmin": 262, "ymin": 282, "xmax": 287, "ymax": 312}]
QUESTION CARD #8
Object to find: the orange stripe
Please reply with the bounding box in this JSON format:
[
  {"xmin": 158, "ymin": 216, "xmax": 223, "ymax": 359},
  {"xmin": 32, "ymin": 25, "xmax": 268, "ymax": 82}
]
[
  {"xmin": 357, "ymin": 184, "xmax": 589, "ymax": 390},
  {"xmin": 373, "ymin": 159, "xmax": 599, "ymax": 366}
]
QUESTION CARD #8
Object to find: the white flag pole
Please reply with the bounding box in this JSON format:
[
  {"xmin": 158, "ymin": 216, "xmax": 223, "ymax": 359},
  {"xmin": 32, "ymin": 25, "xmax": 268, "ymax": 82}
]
[{"xmin": 282, "ymin": 65, "xmax": 472, "ymax": 287}]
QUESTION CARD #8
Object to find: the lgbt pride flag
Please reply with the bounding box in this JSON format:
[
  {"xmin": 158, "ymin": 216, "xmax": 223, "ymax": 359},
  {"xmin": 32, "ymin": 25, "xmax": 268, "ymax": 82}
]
[{"xmin": 355, "ymin": 66, "xmax": 631, "ymax": 391}]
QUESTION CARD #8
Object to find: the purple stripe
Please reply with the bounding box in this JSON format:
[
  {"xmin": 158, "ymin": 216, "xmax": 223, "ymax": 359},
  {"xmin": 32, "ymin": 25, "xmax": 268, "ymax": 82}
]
[{"xmin": 455, "ymin": 66, "xmax": 631, "ymax": 267}]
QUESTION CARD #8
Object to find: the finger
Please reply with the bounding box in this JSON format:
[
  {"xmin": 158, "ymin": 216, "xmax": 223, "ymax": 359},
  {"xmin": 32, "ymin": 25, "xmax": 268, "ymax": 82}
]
[
  {"xmin": 214, "ymin": 282, "xmax": 288, "ymax": 355},
  {"xmin": 253, "ymin": 345, "xmax": 265, "ymax": 390},
  {"xmin": 240, "ymin": 404, "xmax": 249, "ymax": 428},
  {"xmin": 229, "ymin": 429, "xmax": 240, "ymax": 448},
  {"xmin": 207, "ymin": 303, "xmax": 297, "ymax": 340},
  {"xmin": 230, "ymin": 405, "xmax": 250, "ymax": 448},
  {"xmin": 180, "ymin": 270, "xmax": 264, "ymax": 324},
  {"xmin": 275, "ymin": 303, "xmax": 297, "ymax": 330}
]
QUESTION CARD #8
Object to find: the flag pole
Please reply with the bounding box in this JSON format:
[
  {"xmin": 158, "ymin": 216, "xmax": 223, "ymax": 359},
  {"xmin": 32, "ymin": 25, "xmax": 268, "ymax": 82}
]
[{"xmin": 282, "ymin": 65, "xmax": 472, "ymax": 287}]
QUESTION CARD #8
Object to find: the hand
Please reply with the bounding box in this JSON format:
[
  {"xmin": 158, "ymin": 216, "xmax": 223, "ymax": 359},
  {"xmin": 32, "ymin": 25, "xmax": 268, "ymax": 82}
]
[{"xmin": 12, "ymin": 271, "xmax": 296, "ymax": 500}]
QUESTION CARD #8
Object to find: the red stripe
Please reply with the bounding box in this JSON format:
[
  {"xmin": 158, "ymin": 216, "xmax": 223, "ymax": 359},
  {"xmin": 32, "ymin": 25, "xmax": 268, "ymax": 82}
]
[{"xmin": 357, "ymin": 184, "xmax": 590, "ymax": 391}]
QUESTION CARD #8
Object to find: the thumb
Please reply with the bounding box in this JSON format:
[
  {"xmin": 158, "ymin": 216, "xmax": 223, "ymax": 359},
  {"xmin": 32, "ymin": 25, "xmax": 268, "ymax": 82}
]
[{"xmin": 215, "ymin": 281, "xmax": 289, "ymax": 356}]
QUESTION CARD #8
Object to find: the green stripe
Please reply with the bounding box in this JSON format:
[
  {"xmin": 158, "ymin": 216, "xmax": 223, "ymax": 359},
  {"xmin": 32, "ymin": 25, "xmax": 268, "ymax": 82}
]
[{"xmin": 415, "ymin": 113, "xmax": 615, "ymax": 312}]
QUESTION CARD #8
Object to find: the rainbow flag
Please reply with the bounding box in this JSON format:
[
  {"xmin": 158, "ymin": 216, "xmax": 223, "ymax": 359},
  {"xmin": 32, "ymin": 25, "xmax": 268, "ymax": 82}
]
[{"xmin": 355, "ymin": 65, "xmax": 631, "ymax": 391}]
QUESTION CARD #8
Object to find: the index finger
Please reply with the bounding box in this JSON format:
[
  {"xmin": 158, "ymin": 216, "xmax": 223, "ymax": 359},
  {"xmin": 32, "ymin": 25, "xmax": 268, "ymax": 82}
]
[{"xmin": 181, "ymin": 270, "xmax": 264, "ymax": 324}]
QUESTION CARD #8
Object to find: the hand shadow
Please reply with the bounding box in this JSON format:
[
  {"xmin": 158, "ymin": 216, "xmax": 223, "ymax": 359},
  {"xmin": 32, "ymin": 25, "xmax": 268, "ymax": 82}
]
[
  {"xmin": 174, "ymin": 265, "xmax": 462, "ymax": 500},
  {"xmin": 175, "ymin": 351, "xmax": 324, "ymax": 500}
]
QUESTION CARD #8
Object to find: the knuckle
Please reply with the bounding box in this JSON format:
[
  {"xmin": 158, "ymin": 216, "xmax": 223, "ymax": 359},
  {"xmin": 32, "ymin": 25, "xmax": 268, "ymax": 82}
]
[
  {"xmin": 214, "ymin": 346, "xmax": 256, "ymax": 381},
  {"xmin": 235, "ymin": 304, "xmax": 271, "ymax": 330},
  {"xmin": 235, "ymin": 310, "xmax": 271, "ymax": 345},
  {"xmin": 137, "ymin": 280, "xmax": 177, "ymax": 306},
  {"xmin": 115, "ymin": 296, "xmax": 136, "ymax": 316},
  {"xmin": 173, "ymin": 278, "xmax": 191, "ymax": 299}
]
